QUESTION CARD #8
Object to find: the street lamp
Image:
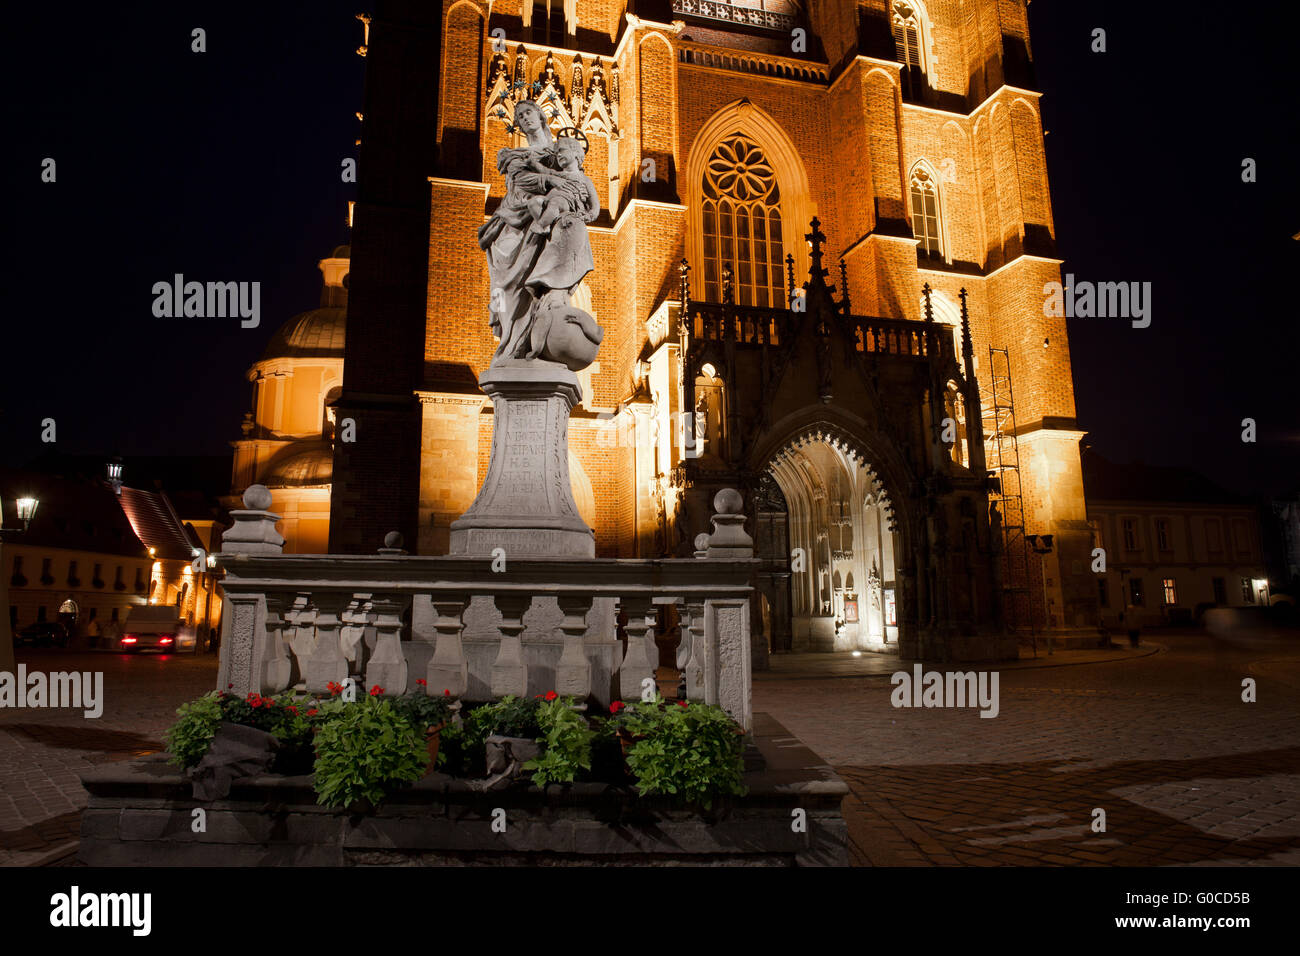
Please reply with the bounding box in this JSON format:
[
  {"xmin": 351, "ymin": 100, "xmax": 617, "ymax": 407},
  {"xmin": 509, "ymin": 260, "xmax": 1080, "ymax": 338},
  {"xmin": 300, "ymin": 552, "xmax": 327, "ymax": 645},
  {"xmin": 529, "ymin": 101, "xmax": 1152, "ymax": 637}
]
[
  {"xmin": 1, "ymin": 494, "xmax": 41, "ymax": 673},
  {"xmin": 1027, "ymin": 533, "xmax": 1055, "ymax": 656}
]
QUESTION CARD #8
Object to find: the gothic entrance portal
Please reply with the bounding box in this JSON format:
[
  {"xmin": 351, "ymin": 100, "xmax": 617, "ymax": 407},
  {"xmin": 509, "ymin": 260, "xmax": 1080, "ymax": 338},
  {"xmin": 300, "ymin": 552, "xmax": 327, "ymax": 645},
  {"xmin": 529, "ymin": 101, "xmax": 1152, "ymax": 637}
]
[{"xmin": 755, "ymin": 433, "xmax": 901, "ymax": 654}]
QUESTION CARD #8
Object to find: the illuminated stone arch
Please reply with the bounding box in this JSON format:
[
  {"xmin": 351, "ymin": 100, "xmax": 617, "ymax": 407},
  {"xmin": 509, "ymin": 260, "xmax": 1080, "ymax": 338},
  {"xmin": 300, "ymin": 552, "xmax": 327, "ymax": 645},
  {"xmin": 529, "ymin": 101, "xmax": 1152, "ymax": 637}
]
[{"xmin": 686, "ymin": 100, "xmax": 815, "ymax": 304}]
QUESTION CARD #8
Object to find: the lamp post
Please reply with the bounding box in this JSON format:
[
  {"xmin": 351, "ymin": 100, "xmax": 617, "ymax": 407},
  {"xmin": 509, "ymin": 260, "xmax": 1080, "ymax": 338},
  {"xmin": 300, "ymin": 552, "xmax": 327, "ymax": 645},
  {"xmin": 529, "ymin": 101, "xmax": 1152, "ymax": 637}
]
[
  {"xmin": 0, "ymin": 496, "xmax": 40, "ymax": 675},
  {"xmin": 1027, "ymin": 533, "xmax": 1055, "ymax": 656}
]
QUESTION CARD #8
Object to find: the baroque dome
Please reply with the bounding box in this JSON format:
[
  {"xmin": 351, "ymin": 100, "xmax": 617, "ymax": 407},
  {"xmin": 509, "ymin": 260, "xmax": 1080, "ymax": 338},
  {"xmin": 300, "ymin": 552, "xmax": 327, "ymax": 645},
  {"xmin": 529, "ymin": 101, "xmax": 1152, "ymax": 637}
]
[
  {"xmin": 262, "ymin": 445, "xmax": 333, "ymax": 487},
  {"xmin": 260, "ymin": 307, "xmax": 346, "ymax": 362}
]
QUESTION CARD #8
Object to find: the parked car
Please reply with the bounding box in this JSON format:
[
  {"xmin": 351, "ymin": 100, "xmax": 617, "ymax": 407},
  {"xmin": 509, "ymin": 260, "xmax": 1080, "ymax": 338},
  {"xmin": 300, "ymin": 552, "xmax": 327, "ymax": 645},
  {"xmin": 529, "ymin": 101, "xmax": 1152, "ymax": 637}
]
[
  {"xmin": 15, "ymin": 621, "xmax": 70, "ymax": 648},
  {"xmin": 117, "ymin": 606, "xmax": 196, "ymax": 653}
]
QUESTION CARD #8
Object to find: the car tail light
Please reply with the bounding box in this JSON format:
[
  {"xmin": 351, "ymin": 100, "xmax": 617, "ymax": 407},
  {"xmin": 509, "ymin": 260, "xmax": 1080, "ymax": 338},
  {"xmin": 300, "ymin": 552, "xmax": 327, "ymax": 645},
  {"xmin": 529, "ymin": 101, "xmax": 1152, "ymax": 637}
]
[
  {"xmin": 159, "ymin": 637, "xmax": 173, "ymax": 645},
  {"xmin": 122, "ymin": 637, "xmax": 138, "ymax": 645}
]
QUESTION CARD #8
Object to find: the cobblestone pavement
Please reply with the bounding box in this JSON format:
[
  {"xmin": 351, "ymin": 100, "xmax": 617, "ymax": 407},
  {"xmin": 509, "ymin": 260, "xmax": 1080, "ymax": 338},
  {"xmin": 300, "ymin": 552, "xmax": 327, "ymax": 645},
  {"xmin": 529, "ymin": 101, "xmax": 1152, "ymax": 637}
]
[
  {"xmin": 0, "ymin": 649, "xmax": 217, "ymax": 867},
  {"xmin": 754, "ymin": 626, "xmax": 1300, "ymax": 866}
]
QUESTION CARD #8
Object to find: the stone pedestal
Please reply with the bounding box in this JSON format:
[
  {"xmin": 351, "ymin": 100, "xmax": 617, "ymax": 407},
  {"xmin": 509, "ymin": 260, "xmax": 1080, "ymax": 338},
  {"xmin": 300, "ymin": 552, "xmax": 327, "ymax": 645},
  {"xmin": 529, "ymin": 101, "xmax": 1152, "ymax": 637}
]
[{"xmin": 449, "ymin": 361, "xmax": 594, "ymax": 558}]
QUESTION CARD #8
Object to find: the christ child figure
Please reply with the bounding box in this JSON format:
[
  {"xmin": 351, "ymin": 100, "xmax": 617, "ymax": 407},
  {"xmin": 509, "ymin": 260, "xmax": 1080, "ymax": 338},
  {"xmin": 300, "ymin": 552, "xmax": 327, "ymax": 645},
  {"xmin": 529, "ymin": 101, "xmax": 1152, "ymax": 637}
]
[{"xmin": 525, "ymin": 138, "xmax": 599, "ymax": 235}]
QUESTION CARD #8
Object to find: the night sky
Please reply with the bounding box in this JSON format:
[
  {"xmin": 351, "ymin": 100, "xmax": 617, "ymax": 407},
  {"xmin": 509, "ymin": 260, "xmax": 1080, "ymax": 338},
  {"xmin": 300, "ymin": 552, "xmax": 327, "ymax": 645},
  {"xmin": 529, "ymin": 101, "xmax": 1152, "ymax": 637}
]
[{"xmin": 6, "ymin": 1, "xmax": 1297, "ymax": 497}]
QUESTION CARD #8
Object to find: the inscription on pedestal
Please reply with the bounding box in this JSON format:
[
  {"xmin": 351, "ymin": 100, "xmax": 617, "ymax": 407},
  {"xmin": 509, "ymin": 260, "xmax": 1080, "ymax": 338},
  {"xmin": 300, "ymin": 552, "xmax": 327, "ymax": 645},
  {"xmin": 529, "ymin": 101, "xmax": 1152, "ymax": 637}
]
[{"xmin": 501, "ymin": 402, "xmax": 547, "ymax": 508}]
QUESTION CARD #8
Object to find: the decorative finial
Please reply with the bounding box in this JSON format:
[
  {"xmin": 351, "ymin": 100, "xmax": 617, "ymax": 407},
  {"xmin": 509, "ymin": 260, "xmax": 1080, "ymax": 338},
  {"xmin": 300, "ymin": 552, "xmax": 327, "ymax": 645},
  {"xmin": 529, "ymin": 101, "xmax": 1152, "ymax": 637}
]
[
  {"xmin": 922, "ymin": 282, "xmax": 934, "ymax": 322},
  {"xmin": 959, "ymin": 287, "xmax": 973, "ymax": 359},
  {"xmin": 839, "ymin": 258, "xmax": 850, "ymax": 313},
  {"xmin": 805, "ymin": 217, "xmax": 829, "ymax": 280},
  {"xmin": 786, "ymin": 253, "xmax": 796, "ymax": 306}
]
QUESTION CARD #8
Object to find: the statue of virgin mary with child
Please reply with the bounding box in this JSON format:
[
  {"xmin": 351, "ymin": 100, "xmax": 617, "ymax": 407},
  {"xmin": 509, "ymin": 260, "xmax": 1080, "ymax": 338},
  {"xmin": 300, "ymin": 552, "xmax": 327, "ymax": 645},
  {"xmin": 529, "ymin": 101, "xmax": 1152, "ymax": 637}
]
[{"xmin": 477, "ymin": 99, "xmax": 604, "ymax": 372}]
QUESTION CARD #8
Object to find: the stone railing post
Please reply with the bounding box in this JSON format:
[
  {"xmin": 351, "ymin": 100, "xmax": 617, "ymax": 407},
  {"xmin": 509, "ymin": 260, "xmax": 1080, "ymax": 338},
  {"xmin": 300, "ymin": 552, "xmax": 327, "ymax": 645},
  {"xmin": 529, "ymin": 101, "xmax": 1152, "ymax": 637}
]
[
  {"xmin": 555, "ymin": 595, "xmax": 593, "ymax": 698},
  {"xmin": 618, "ymin": 596, "xmax": 657, "ymax": 700},
  {"xmin": 217, "ymin": 591, "xmax": 265, "ymax": 696},
  {"xmin": 491, "ymin": 594, "xmax": 530, "ymax": 698},
  {"xmin": 220, "ymin": 485, "xmax": 285, "ymax": 555},
  {"xmin": 702, "ymin": 488, "xmax": 754, "ymax": 730},
  {"xmin": 427, "ymin": 594, "xmax": 470, "ymax": 698},
  {"xmin": 260, "ymin": 594, "xmax": 292, "ymax": 693},
  {"xmin": 304, "ymin": 594, "xmax": 348, "ymax": 693},
  {"xmin": 365, "ymin": 596, "xmax": 410, "ymax": 694},
  {"xmin": 705, "ymin": 597, "xmax": 752, "ymax": 731}
]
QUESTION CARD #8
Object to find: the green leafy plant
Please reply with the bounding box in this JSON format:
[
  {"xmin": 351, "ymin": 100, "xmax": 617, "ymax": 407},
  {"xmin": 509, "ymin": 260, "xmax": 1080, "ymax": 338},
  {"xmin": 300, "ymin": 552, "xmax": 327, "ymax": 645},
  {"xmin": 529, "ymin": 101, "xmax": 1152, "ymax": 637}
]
[
  {"xmin": 615, "ymin": 697, "xmax": 748, "ymax": 809},
  {"xmin": 390, "ymin": 683, "xmax": 456, "ymax": 731},
  {"xmin": 163, "ymin": 691, "xmax": 223, "ymax": 769},
  {"xmin": 465, "ymin": 694, "xmax": 542, "ymax": 740},
  {"xmin": 522, "ymin": 694, "xmax": 594, "ymax": 786},
  {"xmin": 312, "ymin": 695, "xmax": 427, "ymax": 809}
]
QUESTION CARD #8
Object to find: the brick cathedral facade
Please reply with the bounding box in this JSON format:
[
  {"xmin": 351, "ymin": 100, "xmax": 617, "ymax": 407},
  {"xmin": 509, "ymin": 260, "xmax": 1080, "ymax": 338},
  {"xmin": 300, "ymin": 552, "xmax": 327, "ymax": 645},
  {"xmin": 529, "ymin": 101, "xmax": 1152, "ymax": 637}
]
[{"xmin": 318, "ymin": 0, "xmax": 1100, "ymax": 659}]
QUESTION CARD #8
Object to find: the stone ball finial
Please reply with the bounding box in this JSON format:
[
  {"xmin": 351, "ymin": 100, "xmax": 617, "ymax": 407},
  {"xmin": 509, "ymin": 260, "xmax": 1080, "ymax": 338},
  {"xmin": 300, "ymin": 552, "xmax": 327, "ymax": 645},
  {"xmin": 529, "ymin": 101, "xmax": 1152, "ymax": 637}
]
[
  {"xmin": 694, "ymin": 532, "xmax": 711, "ymax": 552},
  {"xmin": 714, "ymin": 488, "xmax": 743, "ymax": 515},
  {"xmin": 383, "ymin": 531, "xmax": 404, "ymax": 550},
  {"xmin": 243, "ymin": 484, "xmax": 273, "ymax": 511}
]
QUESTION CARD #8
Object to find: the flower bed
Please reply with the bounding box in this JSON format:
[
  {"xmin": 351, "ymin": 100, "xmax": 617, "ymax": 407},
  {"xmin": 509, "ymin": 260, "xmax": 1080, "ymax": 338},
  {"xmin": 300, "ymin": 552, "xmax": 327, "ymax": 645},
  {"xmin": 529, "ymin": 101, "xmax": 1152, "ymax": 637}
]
[{"xmin": 164, "ymin": 684, "xmax": 748, "ymax": 812}]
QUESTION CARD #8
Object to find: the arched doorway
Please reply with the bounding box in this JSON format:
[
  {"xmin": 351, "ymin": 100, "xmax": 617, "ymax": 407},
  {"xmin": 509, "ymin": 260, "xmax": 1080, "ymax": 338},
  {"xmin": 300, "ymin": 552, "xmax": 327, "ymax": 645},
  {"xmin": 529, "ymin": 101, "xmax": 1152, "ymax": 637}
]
[{"xmin": 763, "ymin": 429, "xmax": 904, "ymax": 653}]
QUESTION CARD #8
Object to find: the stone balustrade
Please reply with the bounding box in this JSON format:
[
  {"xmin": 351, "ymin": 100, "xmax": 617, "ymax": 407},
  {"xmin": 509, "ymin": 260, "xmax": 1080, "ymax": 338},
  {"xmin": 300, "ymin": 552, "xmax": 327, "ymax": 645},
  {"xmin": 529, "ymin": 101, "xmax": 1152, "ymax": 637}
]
[{"xmin": 215, "ymin": 488, "xmax": 758, "ymax": 730}]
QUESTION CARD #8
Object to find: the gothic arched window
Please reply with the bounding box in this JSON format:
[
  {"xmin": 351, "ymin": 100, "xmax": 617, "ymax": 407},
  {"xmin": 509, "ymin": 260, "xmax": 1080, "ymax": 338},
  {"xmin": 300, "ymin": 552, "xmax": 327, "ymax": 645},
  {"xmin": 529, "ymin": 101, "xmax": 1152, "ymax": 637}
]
[
  {"xmin": 701, "ymin": 134, "xmax": 785, "ymax": 308},
  {"xmin": 909, "ymin": 166, "xmax": 942, "ymax": 257},
  {"xmin": 892, "ymin": 1, "xmax": 929, "ymax": 98}
]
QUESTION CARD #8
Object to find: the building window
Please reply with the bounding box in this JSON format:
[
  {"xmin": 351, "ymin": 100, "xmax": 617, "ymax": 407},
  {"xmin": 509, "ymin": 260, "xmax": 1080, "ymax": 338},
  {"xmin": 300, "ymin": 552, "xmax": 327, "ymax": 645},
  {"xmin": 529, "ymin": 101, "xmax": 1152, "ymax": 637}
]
[
  {"xmin": 891, "ymin": 1, "xmax": 929, "ymax": 98},
  {"xmin": 909, "ymin": 167, "xmax": 941, "ymax": 257},
  {"xmin": 1097, "ymin": 577, "xmax": 1109, "ymax": 608},
  {"xmin": 1129, "ymin": 577, "xmax": 1144, "ymax": 607},
  {"xmin": 1231, "ymin": 518, "xmax": 1250, "ymax": 555},
  {"xmin": 1122, "ymin": 518, "xmax": 1138, "ymax": 552},
  {"xmin": 111, "ymin": 607, "xmax": 120, "ymax": 621},
  {"xmin": 1241, "ymin": 577, "xmax": 1254, "ymax": 603},
  {"xmin": 701, "ymin": 133, "xmax": 784, "ymax": 308},
  {"xmin": 1162, "ymin": 578, "xmax": 1177, "ymax": 605},
  {"xmin": 67, "ymin": 560, "xmax": 80, "ymax": 587},
  {"xmin": 1212, "ymin": 577, "xmax": 1226, "ymax": 604},
  {"xmin": 37, "ymin": 605, "xmax": 47, "ymax": 623},
  {"xmin": 92, "ymin": 563, "xmax": 105, "ymax": 588},
  {"xmin": 10, "ymin": 555, "xmax": 25, "ymax": 587},
  {"xmin": 1155, "ymin": 519, "xmax": 1171, "ymax": 552},
  {"xmin": 113, "ymin": 565, "xmax": 126, "ymax": 591},
  {"xmin": 1206, "ymin": 519, "xmax": 1223, "ymax": 553},
  {"xmin": 8, "ymin": 606, "xmax": 15, "ymax": 628}
]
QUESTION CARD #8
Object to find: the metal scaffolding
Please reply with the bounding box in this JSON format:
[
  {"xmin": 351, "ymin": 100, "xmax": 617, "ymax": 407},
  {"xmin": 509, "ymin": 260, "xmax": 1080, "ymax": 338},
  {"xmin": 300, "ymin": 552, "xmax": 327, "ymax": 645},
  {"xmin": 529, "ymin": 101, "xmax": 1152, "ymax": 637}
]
[{"xmin": 984, "ymin": 347, "xmax": 1033, "ymax": 635}]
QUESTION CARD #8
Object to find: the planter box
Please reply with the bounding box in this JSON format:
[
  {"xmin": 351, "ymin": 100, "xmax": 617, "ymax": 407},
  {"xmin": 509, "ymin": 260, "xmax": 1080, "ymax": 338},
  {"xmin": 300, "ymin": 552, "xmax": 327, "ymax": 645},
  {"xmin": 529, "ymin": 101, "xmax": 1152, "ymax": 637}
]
[{"xmin": 78, "ymin": 713, "xmax": 849, "ymax": 866}]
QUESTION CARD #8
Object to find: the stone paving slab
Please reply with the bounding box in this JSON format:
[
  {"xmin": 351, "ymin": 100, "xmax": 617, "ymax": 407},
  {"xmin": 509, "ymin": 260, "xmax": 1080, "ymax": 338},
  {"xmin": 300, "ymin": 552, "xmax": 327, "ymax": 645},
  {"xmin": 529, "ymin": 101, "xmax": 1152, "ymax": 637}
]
[{"xmin": 755, "ymin": 629, "xmax": 1300, "ymax": 866}]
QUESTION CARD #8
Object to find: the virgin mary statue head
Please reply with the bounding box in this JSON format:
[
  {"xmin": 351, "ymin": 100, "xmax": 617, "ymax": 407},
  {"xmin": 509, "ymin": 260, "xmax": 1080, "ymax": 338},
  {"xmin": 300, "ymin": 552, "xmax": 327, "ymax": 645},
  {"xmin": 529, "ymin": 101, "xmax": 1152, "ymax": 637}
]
[{"xmin": 513, "ymin": 99, "xmax": 552, "ymax": 148}]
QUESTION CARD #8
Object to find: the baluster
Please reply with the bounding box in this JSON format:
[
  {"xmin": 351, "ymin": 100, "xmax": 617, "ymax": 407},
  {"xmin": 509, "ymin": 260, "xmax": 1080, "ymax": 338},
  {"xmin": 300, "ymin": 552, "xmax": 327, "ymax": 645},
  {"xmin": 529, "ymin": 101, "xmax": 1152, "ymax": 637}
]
[
  {"xmin": 261, "ymin": 594, "xmax": 292, "ymax": 692},
  {"xmin": 618, "ymin": 596, "xmax": 657, "ymax": 699},
  {"xmin": 555, "ymin": 595, "xmax": 593, "ymax": 698},
  {"xmin": 365, "ymin": 595, "xmax": 410, "ymax": 694},
  {"xmin": 683, "ymin": 599, "xmax": 707, "ymax": 700},
  {"xmin": 427, "ymin": 593, "xmax": 470, "ymax": 697},
  {"xmin": 304, "ymin": 594, "xmax": 348, "ymax": 693},
  {"xmin": 490, "ymin": 594, "xmax": 530, "ymax": 698}
]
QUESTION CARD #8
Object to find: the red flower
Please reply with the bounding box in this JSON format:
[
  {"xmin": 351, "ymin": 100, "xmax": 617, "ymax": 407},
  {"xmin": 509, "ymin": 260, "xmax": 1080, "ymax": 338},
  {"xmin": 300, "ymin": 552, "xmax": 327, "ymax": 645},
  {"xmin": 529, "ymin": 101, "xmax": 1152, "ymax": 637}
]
[
  {"xmin": 444, "ymin": 689, "xmax": 451, "ymax": 697},
  {"xmin": 676, "ymin": 700, "xmax": 689, "ymax": 708},
  {"xmin": 609, "ymin": 701, "xmax": 624, "ymax": 714},
  {"xmin": 544, "ymin": 691, "xmax": 558, "ymax": 702},
  {"xmin": 369, "ymin": 685, "xmax": 385, "ymax": 697},
  {"xmin": 416, "ymin": 679, "xmax": 427, "ymax": 686},
  {"xmin": 326, "ymin": 681, "xmax": 342, "ymax": 696},
  {"xmin": 227, "ymin": 683, "xmax": 234, "ymax": 689},
  {"xmin": 307, "ymin": 708, "xmax": 319, "ymax": 717},
  {"xmin": 287, "ymin": 706, "xmax": 298, "ymax": 716}
]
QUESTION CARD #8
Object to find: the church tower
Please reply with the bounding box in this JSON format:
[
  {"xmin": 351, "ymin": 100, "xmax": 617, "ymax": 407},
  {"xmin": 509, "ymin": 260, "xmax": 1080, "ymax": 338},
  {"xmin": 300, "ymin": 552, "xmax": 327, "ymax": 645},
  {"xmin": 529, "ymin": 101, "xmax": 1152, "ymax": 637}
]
[{"xmin": 331, "ymin": 0, "xmax": 1100, "ymax": 656}]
